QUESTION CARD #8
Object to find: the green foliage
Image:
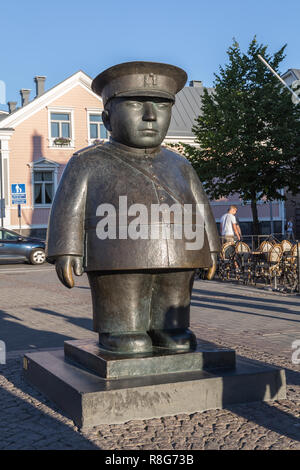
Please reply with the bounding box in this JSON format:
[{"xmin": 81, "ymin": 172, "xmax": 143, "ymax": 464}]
[{"xmin": 180, "ymin": 37, "xmax": 300, "ymax": 210}]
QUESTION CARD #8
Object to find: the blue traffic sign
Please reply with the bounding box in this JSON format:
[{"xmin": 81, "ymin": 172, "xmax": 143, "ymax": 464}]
[{"xmin": 11, "ymin": 184, "xmax": 26, "ymax": 204}]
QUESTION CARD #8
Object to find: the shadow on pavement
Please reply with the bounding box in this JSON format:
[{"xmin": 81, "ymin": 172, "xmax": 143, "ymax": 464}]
[
  {"xmin": 0, "ymin": 308, "xmax": 94, "ymax": 352},
  {"xmin": 0, "ymin": 360, "xmax": 100, "ymax": 450},
  {"xmin": 194, "ymin": 286, "xmax": 300, "ymax": 308},
  {"xmin": 191, "ymin": 295, "xmax": 300, "ymax": 323},
  {"xmin": 32, "ymin": 307, "xmax": 93, "ymax": 331},
  {"xmin": 225, "ymin": 365, "xmax": 300, "ymax": 443}
]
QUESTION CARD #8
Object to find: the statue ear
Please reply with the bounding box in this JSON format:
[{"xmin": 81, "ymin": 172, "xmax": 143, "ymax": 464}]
[{"xmin": 102, "ymin": 109, "xmax": 111, "ymax": 132}]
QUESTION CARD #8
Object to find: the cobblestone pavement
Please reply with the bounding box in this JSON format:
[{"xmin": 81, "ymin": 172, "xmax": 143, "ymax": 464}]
[{"xmin": 0, "ymin": 265, "xmax": 299, "ymax": 450}]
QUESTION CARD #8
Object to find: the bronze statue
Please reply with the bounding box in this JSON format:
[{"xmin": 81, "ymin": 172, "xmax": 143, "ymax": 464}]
[{"xmin": 46, "ymin": 61, "xmax": 220, "ymax": 355}]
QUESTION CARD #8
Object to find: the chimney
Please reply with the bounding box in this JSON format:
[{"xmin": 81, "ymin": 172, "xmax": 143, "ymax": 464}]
[
  {"xmin": 20, "ymin": 89, "xmax": 31, "ymax": 107},
  {"xmin": 34, "ymin": 76, "xmax": 46, "ymax": 97},
  {"xmin": 189, "ymin": 80, "xmax": 203, "ymax": 88},
  {"xmin": 8, "ymin": 101, "xmax": 17, "ymax": 113}
]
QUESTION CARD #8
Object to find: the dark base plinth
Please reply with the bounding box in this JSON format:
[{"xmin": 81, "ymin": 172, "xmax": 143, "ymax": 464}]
[
  {"xmin": 64, "ymin": 339, "xmax": 236, "ymax": 378},
  {"xmin": 23, "ymin": 349, "xmax": 286, "ymax": 429}
]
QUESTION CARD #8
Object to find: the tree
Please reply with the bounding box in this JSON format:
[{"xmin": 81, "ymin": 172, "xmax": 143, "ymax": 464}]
[{"xmin": 180, "ymin": 37, "xmax": 300, "ymax": 235}]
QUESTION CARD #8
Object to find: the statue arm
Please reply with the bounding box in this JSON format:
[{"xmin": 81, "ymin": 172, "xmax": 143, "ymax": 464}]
[
  {"xmin": 187, "ymin": 163, "xmax": 221, "ymax": 254},
  {"xmin": 186, "ymin": 163, "xmax": 220, "ymax": 278},
  {"xmin": 46, "ymin": 155, "xmax": 88, "ymax": 287}
]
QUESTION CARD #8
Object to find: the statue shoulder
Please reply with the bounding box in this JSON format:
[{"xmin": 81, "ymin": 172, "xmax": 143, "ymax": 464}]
[
  {"xmin": 70, "ymin": 142, "xmax": 111, "ymax": 167},
  {"xmin": 73, "ymin": 141, "xmax": 107, "ymax": 158},
  {"xmin": 161, "ymin": 145, "xmax": 192, "ymax": 166}
]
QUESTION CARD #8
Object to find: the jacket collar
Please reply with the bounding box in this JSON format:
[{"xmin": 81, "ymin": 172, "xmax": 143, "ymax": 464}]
[{"xmin": 108, "ymin": 138, "xmax": 161, "ymax": 155}]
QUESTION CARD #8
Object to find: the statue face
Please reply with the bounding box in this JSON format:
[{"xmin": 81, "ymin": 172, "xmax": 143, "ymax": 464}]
[{"xmin": 103, "ymin": 97, "xmax": 173, "ymax": 148}]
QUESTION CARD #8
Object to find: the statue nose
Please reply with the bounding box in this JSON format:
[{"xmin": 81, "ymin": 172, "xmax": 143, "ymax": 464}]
[{"xmin": 142, "ymin": 102, "xmax": 156, "ymax": 121}]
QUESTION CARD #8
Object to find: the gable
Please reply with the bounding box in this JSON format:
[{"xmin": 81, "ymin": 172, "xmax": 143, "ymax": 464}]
[{"xmin": 0, "ymin": 71, "xmax": 102, "ymax": 130}]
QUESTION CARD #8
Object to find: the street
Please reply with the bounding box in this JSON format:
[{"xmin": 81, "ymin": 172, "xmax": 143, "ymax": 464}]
[{"xmin": 0, "ymin": 263, "xmax": 299, "ymax": 449}]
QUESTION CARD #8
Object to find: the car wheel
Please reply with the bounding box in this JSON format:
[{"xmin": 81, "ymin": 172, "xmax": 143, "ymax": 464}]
[{"xmin": 30, "ymin": 249, "xmax": 46, "ymax": 265}]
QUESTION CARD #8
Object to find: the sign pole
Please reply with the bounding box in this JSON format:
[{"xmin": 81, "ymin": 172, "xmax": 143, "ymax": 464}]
[{"xmin": 18, "ymin": 204, "xmax": 21, "ymax": 233}]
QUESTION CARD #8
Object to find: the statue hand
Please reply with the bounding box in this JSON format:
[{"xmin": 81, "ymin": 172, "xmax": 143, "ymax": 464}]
[
  {"xmin": 205, "ymin": 253, "xmax": 218, "ymax": 281},
  {"xmin": 55, "ymin": 255, "xmax": 84, "ymax": 289}
]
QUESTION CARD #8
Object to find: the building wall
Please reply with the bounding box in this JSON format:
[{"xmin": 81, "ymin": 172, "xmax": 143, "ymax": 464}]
[
  {"xmin": 210, "ymin": 194, "xmax": 283, "ymax": 236},
  {"xmin": 285, "ymin": 191, "xmax": 300, "ymax": 239}
]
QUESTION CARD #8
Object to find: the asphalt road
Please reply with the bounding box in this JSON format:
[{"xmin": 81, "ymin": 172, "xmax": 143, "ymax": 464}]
[{"xmin": 0, "ymin": 262, "xmax": 53, "ymax": 274}]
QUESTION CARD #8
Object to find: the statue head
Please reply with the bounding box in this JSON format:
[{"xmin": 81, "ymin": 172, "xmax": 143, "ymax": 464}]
[
  {"xmin": 92, "ymin": 61, "xmax": 187, "ymax": 149},
  {"xmin": 101, "ymin": 96, "xmax": 173, "ymax": 148}
]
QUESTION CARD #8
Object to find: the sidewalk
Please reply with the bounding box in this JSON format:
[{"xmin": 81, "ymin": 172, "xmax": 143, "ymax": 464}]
[{"xmin": 0, "ymin": 266, "xmax": 299, "ymax": 449}]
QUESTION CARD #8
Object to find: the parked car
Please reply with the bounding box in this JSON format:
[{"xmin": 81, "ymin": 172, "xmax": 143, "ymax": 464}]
[{"xmin": 0, "ymin": 228, "xmax": 46, "ymax": 265}]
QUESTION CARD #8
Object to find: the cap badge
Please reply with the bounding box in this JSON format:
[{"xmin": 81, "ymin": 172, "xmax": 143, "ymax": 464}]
[{"xmin": 144, "ymin": 73, "xmax": 157, "ymax": 88}]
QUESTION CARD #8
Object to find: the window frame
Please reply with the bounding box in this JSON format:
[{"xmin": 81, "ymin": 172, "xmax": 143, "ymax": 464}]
[
  {"xmin": 30, "ymin": 159, "xmax": 59, "ymax": 208},
  {"xmin": 48, "ymin": 107, "xmax": 75, "ymax": 149},
  {"xmin": 33, "ymin": 170, "xmax": 55, "ymax": 206},
  {"xmin": 86, "ymin": 109, "xmax": 109, "ymax": 145}
]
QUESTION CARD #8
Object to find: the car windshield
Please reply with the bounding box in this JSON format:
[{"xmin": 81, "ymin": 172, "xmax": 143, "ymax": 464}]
[{"xmin": 0, "ymin": 230, "xmax": 21, "ymax": 241}]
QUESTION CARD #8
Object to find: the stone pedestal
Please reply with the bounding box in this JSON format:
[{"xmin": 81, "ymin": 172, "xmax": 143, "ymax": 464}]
[
  {"xmin": 64, "ymin": 339, "xmax": 236, "ymax": 379},
  {"xmin": 23, "ymin": 339, "xmax": 286, "ymax": 429}
]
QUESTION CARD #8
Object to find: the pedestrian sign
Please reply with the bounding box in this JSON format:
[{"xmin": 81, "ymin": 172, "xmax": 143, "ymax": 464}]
[{"xmin": 11, "ymin": 183, "xmax": 26, "ymax": 204}]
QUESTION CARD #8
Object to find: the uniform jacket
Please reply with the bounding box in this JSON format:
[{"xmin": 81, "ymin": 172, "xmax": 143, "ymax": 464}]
[{"xmin": 46, "ymin": 140, "xmax": 220, "ymax": 271}]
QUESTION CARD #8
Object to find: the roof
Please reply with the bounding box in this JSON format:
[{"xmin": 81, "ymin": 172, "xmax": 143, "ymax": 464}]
[
  {"xmin": 281, "ymin": 69, "xmax": 300, "ymax": 87},
  {"xmin": 292, "ymin": 69, "xmax": 300, "ymax": 79},
  {"xmin": 282, "ymin": 68, "xmax": 300, "ymax": 79},
  {"xmin": 0, "ymin": 69, "xmax": 210, "ymax": 138},
  {"xmin": 168, "ymin": 85, "xmax": 213, "ymax": 137},
  {"xmin": 0, "ymin": 70, "xmax": 100, "ymax": 130}
]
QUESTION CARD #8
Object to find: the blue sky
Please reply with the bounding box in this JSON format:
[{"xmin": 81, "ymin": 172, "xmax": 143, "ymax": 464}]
[{"xmin": 0, "ymin": 0, "xmax": 299, "ymax": 110}]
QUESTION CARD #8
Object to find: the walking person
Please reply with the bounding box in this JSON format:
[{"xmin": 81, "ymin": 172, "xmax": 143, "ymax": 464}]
[
  {"xmin": 220, "ymin": 205, "xmax": 241, "ymax": 243},
  {"xmin": 286, "ymin": 219, "xmax": 295, "ymax": 241}
]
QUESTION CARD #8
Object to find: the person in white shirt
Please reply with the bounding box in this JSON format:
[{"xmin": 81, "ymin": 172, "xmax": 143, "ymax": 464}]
[{"xmin": 220, "ymin": 206, "xmax": 241, "ymax": 242}]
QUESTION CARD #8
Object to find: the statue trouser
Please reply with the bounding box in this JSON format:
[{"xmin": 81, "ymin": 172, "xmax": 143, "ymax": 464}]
[{"xmin": 87, "ymin": 269, "xmax": 197, "ymax": 354}]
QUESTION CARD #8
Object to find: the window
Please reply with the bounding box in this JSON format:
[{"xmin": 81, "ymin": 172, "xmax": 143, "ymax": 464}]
[
  {"xmin": 49, "ymin": 110, "xmax": 74, "ymax": 147},
  {"xmin": 50, "ymin": 112, "xmax": 71, "ymax": 139},
  {"xmin": 34, "ymin": 170, "xmax": 54, "ymax": 205},
  {"xmin": 89, "ymin": 114, "xmax": 108, "ymax": 141}
]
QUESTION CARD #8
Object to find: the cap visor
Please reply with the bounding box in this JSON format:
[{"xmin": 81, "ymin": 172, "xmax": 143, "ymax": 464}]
[{"xmin": 114, "ymin": 89, "xmax": 175, "ymax": 100}]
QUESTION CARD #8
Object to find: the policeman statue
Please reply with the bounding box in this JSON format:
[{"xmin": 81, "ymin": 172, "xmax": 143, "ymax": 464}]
[{"xmin": 46, "ymin": 61, "xmax": 220, "ymax": 355}]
